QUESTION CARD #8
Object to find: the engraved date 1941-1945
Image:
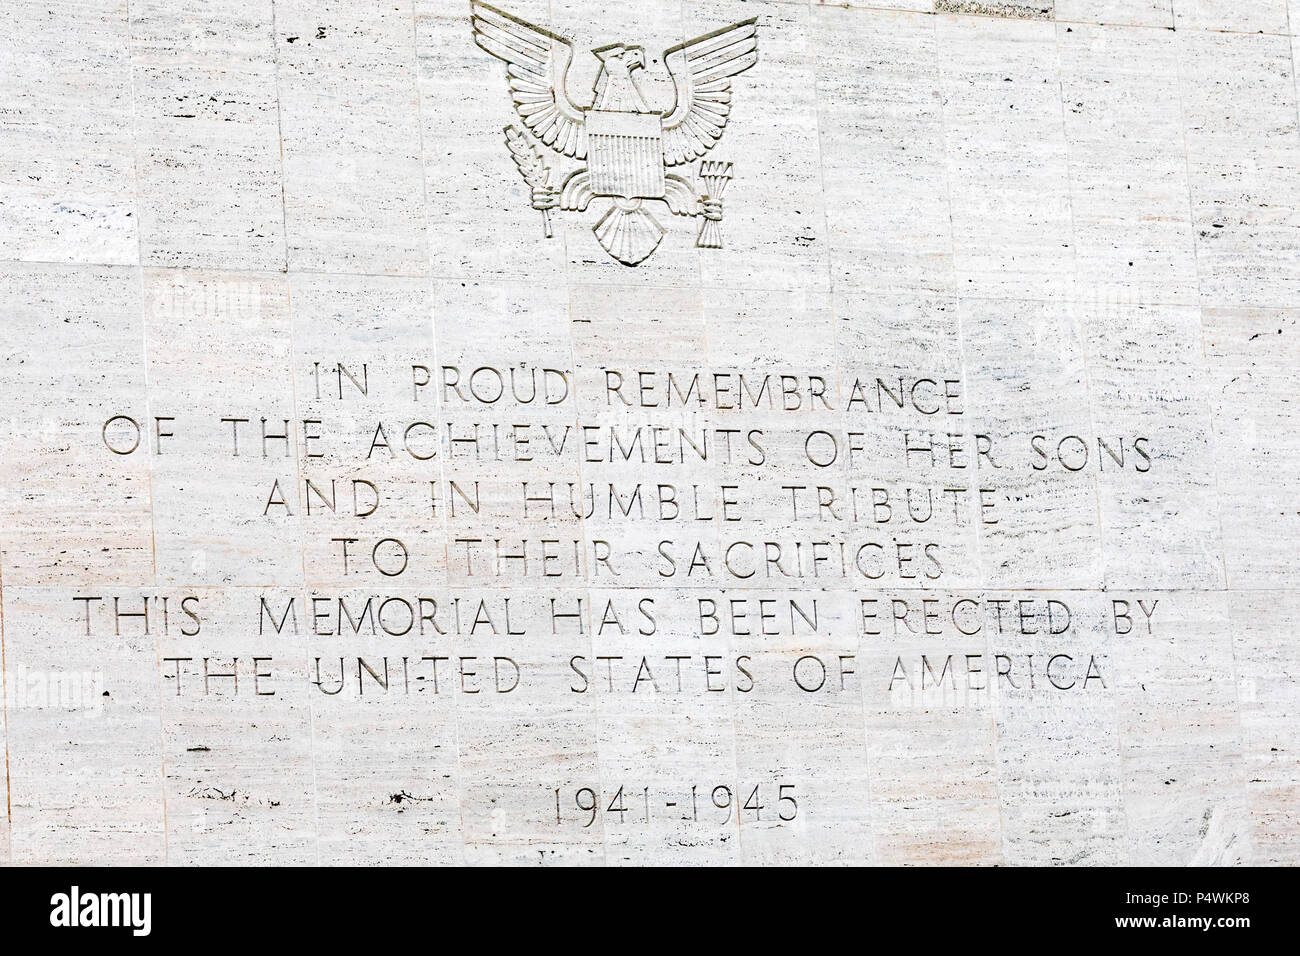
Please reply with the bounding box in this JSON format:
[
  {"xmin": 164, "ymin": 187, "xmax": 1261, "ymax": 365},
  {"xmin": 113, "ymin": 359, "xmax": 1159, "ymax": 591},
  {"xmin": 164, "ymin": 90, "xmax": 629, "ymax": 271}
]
[{"xmin": 554, "ymin": 783, "xmax": 799, "ymax": 827}]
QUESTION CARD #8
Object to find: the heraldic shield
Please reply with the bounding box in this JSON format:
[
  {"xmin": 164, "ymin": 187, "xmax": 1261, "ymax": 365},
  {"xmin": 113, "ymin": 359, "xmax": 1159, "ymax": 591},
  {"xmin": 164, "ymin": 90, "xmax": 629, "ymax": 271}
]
[{"xmin": 584, "ymin": 110, "xmax": 669, "ymax": 265}]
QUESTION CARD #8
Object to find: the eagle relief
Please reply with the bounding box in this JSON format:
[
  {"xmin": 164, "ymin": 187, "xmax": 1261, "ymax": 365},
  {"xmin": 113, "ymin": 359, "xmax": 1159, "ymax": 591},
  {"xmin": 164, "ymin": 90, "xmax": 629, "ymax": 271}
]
[{"xmin": 469, "ymin": 1, "xmax": 760, "ymax": 265}]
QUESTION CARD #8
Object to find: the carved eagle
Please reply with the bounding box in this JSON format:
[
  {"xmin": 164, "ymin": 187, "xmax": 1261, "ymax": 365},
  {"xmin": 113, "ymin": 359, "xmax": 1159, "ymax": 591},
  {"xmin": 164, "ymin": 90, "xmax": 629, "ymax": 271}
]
[
  {"xmin": 469, "ymin": 1, "xmax": 759, "ymax": 265},
  {"xmin": 470, "ymin": 1, "xmax": 757, "ymax": 162}
]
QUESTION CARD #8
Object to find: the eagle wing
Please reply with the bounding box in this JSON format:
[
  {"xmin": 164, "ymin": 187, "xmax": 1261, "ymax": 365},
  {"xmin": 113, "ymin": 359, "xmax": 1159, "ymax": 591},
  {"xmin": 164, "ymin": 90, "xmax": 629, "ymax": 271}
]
[
  {"xmin": 470, "ymin": 1, "xmax": 588, "ymax": 159},
  {"xmin": 661, "ymin": 19, "xmax": 758, "ymax": 167}
]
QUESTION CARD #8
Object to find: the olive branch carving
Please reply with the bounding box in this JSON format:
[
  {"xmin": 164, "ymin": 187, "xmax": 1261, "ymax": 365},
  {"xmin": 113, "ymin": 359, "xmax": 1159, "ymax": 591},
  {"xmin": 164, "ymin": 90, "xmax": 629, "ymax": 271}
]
[{"xmin": 505, "ymin": 125, "xmax": 557, "ymax": 237}]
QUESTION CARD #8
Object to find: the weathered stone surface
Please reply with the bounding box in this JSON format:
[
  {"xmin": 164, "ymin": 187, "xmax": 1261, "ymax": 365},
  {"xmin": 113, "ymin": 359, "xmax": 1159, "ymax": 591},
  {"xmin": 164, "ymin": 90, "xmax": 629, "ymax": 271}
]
[{"xmin": 0, "ymin": 0, "xmax": 1297, "ymax": 865}]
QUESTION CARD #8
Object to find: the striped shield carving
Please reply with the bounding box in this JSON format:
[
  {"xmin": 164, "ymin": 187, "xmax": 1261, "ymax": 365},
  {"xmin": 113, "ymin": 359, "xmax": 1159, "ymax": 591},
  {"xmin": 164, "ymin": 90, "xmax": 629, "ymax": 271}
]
[{"xmin": 585, "ymin": 110, "xmax": 666, "ymax": 201}]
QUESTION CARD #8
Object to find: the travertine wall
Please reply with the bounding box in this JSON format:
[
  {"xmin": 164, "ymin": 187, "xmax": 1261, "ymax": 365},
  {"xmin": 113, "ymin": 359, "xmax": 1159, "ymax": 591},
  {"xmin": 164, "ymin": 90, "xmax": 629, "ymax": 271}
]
[{"xmin": 1, "ymin": 0, "xmax": 1297, "ymax": 865}]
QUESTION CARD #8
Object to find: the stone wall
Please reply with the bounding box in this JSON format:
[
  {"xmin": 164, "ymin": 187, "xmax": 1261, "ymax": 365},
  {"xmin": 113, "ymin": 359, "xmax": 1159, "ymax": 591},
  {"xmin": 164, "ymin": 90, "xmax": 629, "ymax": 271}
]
[{"xmin": 0, "ymin": 0, "xmax": 1297, "ymax": 865}]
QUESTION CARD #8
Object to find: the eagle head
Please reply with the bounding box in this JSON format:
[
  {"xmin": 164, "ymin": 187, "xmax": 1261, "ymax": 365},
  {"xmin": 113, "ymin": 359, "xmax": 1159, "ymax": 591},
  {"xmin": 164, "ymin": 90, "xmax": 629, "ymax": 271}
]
[
  {"xmin": 591, "ymin": 43, "xmax": 652, "ymax": 112},
  {"xmin": 594, "ymin": 44, "xmax": 646, "ymax": 75}
]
